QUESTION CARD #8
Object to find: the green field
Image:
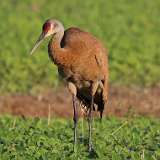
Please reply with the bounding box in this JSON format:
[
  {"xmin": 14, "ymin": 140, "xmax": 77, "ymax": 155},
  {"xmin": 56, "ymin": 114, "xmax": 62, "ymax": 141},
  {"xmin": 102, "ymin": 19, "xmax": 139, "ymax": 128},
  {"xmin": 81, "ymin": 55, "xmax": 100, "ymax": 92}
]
[
  {"xmin": 0, "ymin": 1, "xmax": 159, "ymax": 159},
  {"xmin": 0, "ymin": 0, "xmax": 160, "ymax": 93},
  {"xmin": 0, "ymin": 116, "xmax": 159, "ymax": 159}
]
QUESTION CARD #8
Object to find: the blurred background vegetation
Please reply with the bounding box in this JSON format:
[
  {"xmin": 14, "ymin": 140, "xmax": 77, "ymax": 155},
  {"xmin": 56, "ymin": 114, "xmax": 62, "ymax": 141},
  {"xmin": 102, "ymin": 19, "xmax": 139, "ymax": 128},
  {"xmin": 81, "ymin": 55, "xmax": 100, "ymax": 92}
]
[{"xmin": 0, "ymin": 0, "xmax": 159, "ymax": 93}]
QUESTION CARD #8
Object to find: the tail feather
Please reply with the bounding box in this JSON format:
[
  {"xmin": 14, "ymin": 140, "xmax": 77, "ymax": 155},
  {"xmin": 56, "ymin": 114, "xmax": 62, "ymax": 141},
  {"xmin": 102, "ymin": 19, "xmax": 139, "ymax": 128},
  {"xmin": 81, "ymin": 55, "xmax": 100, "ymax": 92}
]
[
  {"xmin": 77, "ymin": 87, "xmax": 105, "ymax": 119},
  {"xmin": 94, "ymin": 91, "xmax": 105, "ymax": 119}
]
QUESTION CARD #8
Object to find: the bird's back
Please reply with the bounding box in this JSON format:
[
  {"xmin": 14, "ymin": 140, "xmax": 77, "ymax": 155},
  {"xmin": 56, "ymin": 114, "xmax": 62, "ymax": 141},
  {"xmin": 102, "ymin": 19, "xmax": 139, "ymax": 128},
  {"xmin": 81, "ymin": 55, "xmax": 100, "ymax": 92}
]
[
  {"xmin": 62, "ymin": 27, "xmax": 103, "ymax": 52},
  {"xmin": 61, "ymin": 27, "xmax": 108, "ymax": 82}
]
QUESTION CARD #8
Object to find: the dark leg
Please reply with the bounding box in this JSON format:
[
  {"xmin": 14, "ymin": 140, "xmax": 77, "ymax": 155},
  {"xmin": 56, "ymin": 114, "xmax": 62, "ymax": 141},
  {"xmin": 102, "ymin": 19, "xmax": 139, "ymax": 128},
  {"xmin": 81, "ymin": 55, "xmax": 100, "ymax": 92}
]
[
  {"xmin": 88, "ymin": 82, "xmax": 99, "ymax": 152},
  {"xmin": 73, "ymin": 95, "xmax": 78, "ymax": 152},
  {"xmin": 88, "ymin": 95, "xmax": 94, "ymax": 152},
  {"xmin": 99, "ymin": 111, "xmax": 103, "ymax": 123},
  {"xmin": 68, "ymin": 82, "xmax": 78, "ymax": 152}
]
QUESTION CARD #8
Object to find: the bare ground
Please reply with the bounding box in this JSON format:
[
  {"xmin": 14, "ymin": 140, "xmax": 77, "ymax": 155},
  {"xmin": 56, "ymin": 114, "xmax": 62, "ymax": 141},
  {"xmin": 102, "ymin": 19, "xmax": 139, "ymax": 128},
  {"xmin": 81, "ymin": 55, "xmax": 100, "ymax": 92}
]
[{"xmin": 0, "ymin": 86, "xmax": 159, "ymax": 118}]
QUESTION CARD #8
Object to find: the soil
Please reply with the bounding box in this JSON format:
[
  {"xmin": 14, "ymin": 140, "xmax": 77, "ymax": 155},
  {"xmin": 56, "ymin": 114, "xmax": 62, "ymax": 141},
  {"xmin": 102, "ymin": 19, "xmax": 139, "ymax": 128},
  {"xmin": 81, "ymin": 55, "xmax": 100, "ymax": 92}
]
[{"xmin": 0, "ymin": 86, "xmax": 159, "ymax": 118}]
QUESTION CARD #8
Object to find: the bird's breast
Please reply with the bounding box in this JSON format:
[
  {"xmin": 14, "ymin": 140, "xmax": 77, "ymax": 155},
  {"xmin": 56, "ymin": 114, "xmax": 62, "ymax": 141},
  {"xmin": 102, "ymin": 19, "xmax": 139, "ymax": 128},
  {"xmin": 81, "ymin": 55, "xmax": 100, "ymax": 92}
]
[
  {"xmin": 48, "ymin": 48, "xmax": 55, "ymax": 63},
  {"xmin": 58, "ymin": 66, "xmax": 92, "ymax": 88},
  {"xmin": 58, "ymin": 66, "xmax": 73, "ymax": 80}
]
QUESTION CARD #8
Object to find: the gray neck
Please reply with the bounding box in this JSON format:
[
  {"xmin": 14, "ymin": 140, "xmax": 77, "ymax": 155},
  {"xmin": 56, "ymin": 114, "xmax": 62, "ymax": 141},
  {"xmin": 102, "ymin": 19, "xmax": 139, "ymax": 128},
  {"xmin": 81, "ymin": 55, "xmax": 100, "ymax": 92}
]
[{"xmin": 53, "ymin": 20, "xmax": 64, "ymax": 48}]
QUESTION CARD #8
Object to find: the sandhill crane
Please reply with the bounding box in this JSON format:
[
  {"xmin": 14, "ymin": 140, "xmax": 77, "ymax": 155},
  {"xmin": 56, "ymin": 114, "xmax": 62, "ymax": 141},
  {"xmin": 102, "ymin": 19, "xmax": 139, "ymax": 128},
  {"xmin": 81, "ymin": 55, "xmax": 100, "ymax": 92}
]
[{"xmin": 30, "ymin": 19, "xmax": 109, "ymax": 152}]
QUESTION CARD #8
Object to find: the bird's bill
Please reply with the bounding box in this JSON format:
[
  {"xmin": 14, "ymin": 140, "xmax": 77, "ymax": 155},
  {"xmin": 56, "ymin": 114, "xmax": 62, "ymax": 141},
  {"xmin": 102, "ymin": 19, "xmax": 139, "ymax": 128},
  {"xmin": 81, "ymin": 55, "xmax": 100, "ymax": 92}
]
[{"xmin": 30, "ymin": 32, "xmax": 46, "ymax": 55}]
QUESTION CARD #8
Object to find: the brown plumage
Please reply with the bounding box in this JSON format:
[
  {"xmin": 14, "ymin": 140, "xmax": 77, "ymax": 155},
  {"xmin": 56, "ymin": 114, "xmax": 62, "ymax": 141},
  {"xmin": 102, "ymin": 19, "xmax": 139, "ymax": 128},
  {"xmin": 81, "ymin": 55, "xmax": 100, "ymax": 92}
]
[{"xmin": 30, "ymin": 19, "xmax": 109, "ymax": 152}]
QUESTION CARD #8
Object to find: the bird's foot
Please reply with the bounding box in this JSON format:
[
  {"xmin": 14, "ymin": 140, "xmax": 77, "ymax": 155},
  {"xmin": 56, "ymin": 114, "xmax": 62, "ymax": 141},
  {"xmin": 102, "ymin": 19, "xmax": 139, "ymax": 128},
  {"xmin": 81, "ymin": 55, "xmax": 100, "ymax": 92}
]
[
  {"xmin": 88, "ymin": 142, "xmax": 93, "ymax": 152},
  {"xmin": 88, "ymin": 145, "xmax": 98, "ymax": 158},
  {"xmin": 73, "ymin": 142, "xmax": 77, "ymax": 153}
]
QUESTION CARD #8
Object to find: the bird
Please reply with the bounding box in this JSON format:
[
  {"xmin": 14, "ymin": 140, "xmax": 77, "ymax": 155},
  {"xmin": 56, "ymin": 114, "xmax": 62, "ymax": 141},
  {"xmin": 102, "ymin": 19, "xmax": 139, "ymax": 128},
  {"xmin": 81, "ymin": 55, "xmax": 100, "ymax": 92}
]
[{"xmin": 30, "ymin": 19, "xmax": 109, "ymax": 152}]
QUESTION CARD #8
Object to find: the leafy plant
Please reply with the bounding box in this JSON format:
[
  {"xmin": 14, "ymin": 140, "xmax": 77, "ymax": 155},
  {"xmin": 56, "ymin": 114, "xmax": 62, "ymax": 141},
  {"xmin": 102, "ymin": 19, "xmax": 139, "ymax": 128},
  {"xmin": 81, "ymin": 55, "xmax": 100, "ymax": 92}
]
[{"xmin": 0, "ymin": 116, "xmax": 160, "ymax": 159}]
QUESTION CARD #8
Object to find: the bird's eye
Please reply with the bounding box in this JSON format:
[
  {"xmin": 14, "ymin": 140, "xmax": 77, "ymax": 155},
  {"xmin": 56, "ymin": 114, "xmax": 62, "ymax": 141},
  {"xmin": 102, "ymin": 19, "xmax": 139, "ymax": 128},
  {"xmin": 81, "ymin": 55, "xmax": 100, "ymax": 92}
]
[{"xmin": 43, "ymin": 22, "xmax": 51, "ymax": 33}]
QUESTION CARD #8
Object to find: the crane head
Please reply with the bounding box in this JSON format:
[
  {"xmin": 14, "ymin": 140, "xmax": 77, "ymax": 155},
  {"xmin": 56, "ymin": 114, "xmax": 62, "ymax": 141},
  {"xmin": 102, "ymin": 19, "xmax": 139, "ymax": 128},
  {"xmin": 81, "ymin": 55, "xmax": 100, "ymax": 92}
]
[{"xmin": 30, "ymin": 19, "xmax": 59, "ymax": 55}]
